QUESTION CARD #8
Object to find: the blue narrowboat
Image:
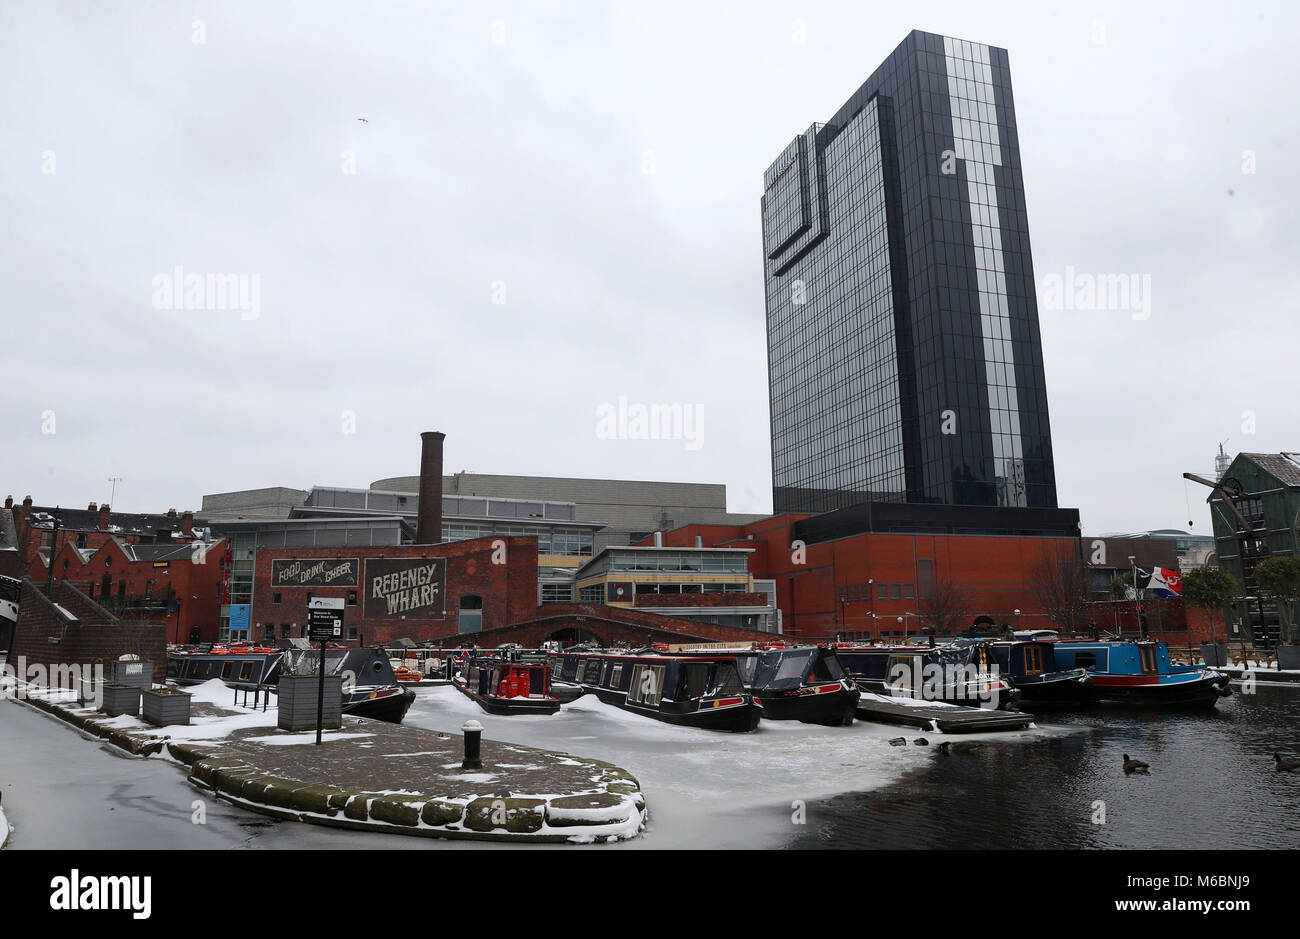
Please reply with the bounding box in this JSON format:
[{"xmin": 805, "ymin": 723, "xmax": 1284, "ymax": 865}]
[
  {"xmin": 553, "ymin": 651, "xmax": 760, "ymax": 732},
  {"xmin": 982, "ymin": 639, "xmax": 1094, "ymax": 705},
  {"xmin": 1051, "ymin": 640, "xmax": 1232, "ymax": 707}
]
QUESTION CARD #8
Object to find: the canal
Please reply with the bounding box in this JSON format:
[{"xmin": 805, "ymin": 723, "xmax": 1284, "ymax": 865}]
[{"xmin": 786, "ymin": 682, "xmax": 1300, "ymax": 849}]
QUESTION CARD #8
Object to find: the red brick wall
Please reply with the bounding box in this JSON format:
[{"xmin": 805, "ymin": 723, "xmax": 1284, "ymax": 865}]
[
  {"xmin": 251, "ymin": 537, "xmax": 538, "ymax": 645},
  {"xmin": 10, "ymin": 580, "xmax": 166, "ymax": 685},
  {"xmin": 637, "ymin": 515, "xmax": 1099, "ymax": 639}
]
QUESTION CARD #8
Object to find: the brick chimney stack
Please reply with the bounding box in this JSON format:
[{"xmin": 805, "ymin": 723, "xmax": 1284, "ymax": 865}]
[
  {"xmin": 88, "ymin": 501, "xmax": 98, "ymax": 511},
  {"xmin": 4, "ymin": 496, "xmax": 11, "ymax": 510},
  {"xmin": 415, "ymin": 431, "xmax": 446, "ymax": 545},
  {"xmin": 98, "ymin": 504, "xmax": 111, "ymax": 531},
  {"xmin": 166, "ymin": 508, "xmax": 177, "ymax": 517},
  {"xmin": 181, "ymin": 510, "xmax": 194, "ymax": 537}
]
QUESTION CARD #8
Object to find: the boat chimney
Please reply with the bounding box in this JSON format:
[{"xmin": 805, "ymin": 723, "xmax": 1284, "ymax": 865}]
[
  {"xmin": 653, "ymin": 530, "xmax": 663, "ymax": 547},
  {"xmin": 416, "ymin": 431, "xmax": 446, "ymax": 545}
]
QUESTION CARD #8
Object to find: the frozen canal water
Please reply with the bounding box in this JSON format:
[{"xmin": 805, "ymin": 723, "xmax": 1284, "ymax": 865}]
[
  {"xmin": 1, "ymin": 686, "xmax": 1056, "ymax": 849},
  {"xmin": 403, "ymin": 686, "xmax": 1049, "ymax": 848}
]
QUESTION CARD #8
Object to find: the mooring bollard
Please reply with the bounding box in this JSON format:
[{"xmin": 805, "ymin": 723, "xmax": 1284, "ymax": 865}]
[{"xmin": 461, "ymin": 719, "xmax": 483, "ymax": 770}]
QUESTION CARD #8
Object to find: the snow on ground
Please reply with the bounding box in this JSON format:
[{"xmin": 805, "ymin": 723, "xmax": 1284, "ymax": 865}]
[
  {"xmin": 241, "ymin": 731, "xmax": 375, "ymax": 746},
  {"xmin": 405, "ymin": 685, "xmax": 1065, "ymax": 849}
]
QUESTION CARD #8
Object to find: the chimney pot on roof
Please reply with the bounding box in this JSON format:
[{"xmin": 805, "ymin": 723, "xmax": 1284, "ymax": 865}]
[
  {"xmin": 4, "ymin": 496, "xmax": 11, "ymax": 509},
  {"xmin": 654, "ymin": 531, "xmax": 663, "ymax": 547},
  {"xmin": 167, "ymin": 508, "xmax": 177, "ymax": 517},
  {"xmin": 88, "ymin": 501, "xmax": 98, "ymax": 511},
  {"xmin": 695, "ymin": 535, "xmax": 703, "ymax": 548},
  {"xmin": 23, "ymin": 496, "xmax": 32, "ymax": 507},
  {"xmin": 98, "ymin": 504, "xmax": 111, "ymax": 531}
]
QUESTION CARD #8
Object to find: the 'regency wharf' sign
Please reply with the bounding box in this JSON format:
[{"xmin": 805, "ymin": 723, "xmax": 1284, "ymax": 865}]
[{"xmin": 362, "ymin": 557, "xmax": 447, "ymax": 618}]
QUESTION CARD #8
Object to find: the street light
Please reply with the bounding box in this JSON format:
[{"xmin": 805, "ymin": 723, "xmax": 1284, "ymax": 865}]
[
  {"xmin": 897, "ymin": 615, "xmax": 905, "ymax": 641},
  {"xmin": 1014, "ymin": 608, "xmax": 1021, "ymax": 633}
]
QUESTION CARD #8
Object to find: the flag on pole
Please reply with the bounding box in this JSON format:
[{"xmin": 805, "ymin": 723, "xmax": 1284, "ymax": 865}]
[{"xmin": 1136, "ymin": 566, "xmax": 1182, "ymax": 598}]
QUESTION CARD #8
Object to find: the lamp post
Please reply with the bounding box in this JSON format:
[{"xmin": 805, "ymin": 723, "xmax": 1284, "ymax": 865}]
[
  {"xmin": 1128, "ymin": 555, "xmax": 1138, "ymax": 639},
  {"xmin": 898, "ymin": 615, "xmax": 905, "ymax": 642},
  {"xmin": 1014, "ymin": 608, "xmax": 1021, "ymax": 634}
]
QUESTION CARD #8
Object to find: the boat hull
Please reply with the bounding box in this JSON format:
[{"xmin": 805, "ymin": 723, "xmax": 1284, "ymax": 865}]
[
  {"xmin": 1010, "ymin": 670, "xmax": 1096, "ymax": 706},
  {"xmin": 1089, "ymin": 673, "xmax": 1231, "ymax": 707},
  {"xmin": 591, "ymin": 687, "xmax": 761, "ymax": 732},
  {"xmin": 755, "ymin": 683, "xmax": 859, "ymax": 725},
  {"xmin": 454, "ymin": 679, "xmax": 561, "ymax": 715},
  {"xmin": 344, "ymin": 687, "xmax": 415, "ymax": 724}
]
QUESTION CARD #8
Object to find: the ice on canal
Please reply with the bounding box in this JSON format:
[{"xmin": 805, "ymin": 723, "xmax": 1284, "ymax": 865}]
[{"xmin": 405, "ymin": 685, "xmax": 1059, "ymax": 849}]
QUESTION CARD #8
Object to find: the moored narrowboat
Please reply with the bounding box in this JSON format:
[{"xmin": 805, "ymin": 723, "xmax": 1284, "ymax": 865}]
[
  {"xmin": 835, "ymin": 644, "xmax": 1019, "ymax": 710},
  {"xmin": 558, "ymin": 651, "xmax": 760, "ymax": 732},
  {"xmin": 1051, "ymin": 640, "xmax": 1232, "ymax": 707},
  {"xmin": 169, "ymin": 646, "xmax": 416, "ymax": 723},
  {"xmin": 455, "ymin": 656, "xmax": 561, "ymax": 715},
  {"xmin": 280, "ymin": 647, "xmax": 417, "ymax": 723},
  {"xmin": 743, "ymin": 646, "xmax": 859, "ymax": 725},
  {"xmin": 981, "ymin": 639, "xmax": 1094, "ymax": 706}
]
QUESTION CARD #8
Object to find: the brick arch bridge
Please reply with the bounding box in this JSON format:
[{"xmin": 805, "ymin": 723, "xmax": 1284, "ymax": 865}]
[{"xmin": 427, "ymin": 603, "xmax": 770, "ymax": 649}]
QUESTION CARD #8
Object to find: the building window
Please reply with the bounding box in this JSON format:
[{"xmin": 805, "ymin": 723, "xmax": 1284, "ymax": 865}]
[
  {"xmin": 273, "ymin": 593, "xmax": 281, "ymax": 604},
  {"xmin": 76, "ymin": 533, "xmax": 87, "ymax": 549},
  {"xmin": 458, "ymin": 594, "xmax": 483, "ymax": 634},
  {"xmin": 541, "ymin": 584, "xmax": 572, "ymax": 604},
  {"xmin": 347, "ymin": 590, "xmax": 357, "ymax": 606}
]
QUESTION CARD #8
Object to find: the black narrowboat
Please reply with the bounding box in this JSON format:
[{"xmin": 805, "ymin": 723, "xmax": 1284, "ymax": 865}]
[
  {"xmin": 556, "ymin": 651, "xmax": 760, "ymax": 732},
  {"xmin": 835, "ymin": 644, "xmax": 1020, "ymax": 710},
  {"xmin": 455, "ymin": 656, "xmax": 561, "ymax": 715},
  {"xmin": 737, "ymin": 646, "xmax": 859, "ymax": 725},
  {"xmin": 169, "ymin": 646, "xmax": 416, "ymax": 724},
  {"xmin": 984, "ymin": 639, "xmax": 1094, "ymax": 705},
  {"xmin": 166, "ymin": 646, "xmax": 283, "ymax": 686},
  {"xmin": 280, "ymin": 648, "xmax": 417, "ymax": 723}
]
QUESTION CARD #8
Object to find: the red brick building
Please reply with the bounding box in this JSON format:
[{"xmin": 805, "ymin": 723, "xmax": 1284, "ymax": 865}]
[
  {"xmin": 2, "ymin": 497, "xmax": 205, "ymax": 578},
  {"xmin": 638, "ymin": 515, "xmax": 1198, "ymax": 643},
  {"xmin": 24, "ymin": 537, "xmax": 227, "ymax": 645},
  {"xmin": 249, "ymin": 536, "xmax": 539, "ymax": 646}
]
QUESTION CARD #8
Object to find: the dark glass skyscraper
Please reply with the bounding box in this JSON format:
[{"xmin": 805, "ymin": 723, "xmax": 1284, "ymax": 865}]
[{"xmin": 763, "ymin": 30, "xmax": 1058, "ymax": 516}]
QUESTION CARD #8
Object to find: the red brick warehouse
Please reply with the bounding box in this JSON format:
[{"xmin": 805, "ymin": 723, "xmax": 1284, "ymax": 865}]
[{"xmin": 250, "ymin": 536, "xmax": 539, "ymax": 645}]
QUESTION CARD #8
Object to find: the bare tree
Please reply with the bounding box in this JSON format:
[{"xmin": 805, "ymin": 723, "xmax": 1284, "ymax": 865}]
[
  {"xmin": 1028, "ymin": 541, "xmax": 1092, "ymax": 632},
  {"xmin": 917, "ymin": 578, "xmax": 972, "ymax": 636}
]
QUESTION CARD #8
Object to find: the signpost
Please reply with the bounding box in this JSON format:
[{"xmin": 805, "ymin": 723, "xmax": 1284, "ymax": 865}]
[{"xmin": 307, "ymin": 597, "xmax": 345, "ymax": 745}]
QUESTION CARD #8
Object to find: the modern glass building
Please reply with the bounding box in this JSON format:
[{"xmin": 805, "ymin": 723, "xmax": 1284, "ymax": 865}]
[{"xmin": 763, "ymin": 30, "xmax": 1057, "ymax": 515}]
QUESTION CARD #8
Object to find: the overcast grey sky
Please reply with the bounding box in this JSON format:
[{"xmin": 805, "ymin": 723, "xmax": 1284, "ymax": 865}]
[{"xmin": 2, "ymin": 1, "xmax": 1295, "ymax": 536}]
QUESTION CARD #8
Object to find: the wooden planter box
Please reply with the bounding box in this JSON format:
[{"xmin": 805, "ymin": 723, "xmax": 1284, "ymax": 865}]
[
  {"xmin": 1200, "ymin": 643, "xmax": 1228, "ymax": 667},
  {"xmin": 109, "ymin": 660, "xmax": 154, "ymax": 690},
  {"xmin": 1277, "ymin": 645, "xmax": 1300, "ymax": 671},
  {"xmin": 277, "ymin": 674, "xmax": 343, "ymax": 732},
  {"xmin": 101, "ymin": 682, "xmax": 142, "ymax": 717},
  {"xmin": 142, "ymin": 687, "xmax": 192, "ymax": 727}
]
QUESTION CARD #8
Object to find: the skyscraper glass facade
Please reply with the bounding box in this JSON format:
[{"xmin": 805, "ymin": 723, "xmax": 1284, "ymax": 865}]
[{"xmin": 763, "ymin": 30, "xmax": 1057, "ymax": 515}]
